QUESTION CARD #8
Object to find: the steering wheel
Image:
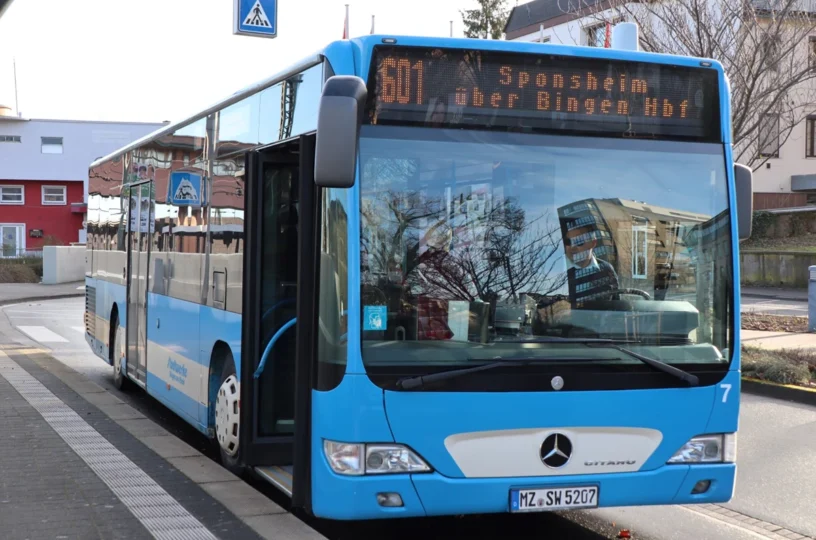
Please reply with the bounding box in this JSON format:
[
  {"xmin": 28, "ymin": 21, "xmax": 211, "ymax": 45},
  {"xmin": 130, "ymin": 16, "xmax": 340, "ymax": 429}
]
[{"xmin": 594, "ymin": 288, "xmax": 652, "ymax": 301}]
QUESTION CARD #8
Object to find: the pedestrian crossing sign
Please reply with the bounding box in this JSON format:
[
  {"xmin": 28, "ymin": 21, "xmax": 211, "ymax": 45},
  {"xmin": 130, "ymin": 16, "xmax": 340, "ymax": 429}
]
[
  {"xmin": 233, "ymin": 0, "xmax": 277, "ymax": 38},
  {"xmin": 168, "ymin": 172, "xmax": 206, "ymax": 207}
]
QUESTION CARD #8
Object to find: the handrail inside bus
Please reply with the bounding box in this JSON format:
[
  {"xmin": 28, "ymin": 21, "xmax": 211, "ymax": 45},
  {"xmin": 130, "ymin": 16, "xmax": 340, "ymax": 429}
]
[
  {"xmin": 254, "ymin": 317, "xmax": 297, "ymax": 379},
  {"xmin": 262, "ymin": 298, "xmax": 296, "ymax": 322}
]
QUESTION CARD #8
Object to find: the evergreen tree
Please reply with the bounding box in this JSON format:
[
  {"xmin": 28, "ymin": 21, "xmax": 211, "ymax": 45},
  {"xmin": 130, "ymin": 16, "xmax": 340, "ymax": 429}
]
[{"xmin": 461, "ymin": 0, "xmax": 509, "ymax": 40}]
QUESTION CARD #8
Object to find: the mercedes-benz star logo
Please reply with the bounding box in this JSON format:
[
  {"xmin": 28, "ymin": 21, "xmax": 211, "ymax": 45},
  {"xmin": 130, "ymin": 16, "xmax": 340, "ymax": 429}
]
[{"xmin": 540, "ymin": 433, "xmax": 572, "ymax": 468}]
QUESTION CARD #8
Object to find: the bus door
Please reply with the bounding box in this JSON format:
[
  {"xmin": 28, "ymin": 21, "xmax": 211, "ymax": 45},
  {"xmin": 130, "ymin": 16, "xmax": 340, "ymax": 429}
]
[
  {"xmin": 125, "ymin": 180, "xmax": 154, "ymax": 387},
  {"xmin": 240, "ymin": 134, "xmax": 317, "ymax": 508}
]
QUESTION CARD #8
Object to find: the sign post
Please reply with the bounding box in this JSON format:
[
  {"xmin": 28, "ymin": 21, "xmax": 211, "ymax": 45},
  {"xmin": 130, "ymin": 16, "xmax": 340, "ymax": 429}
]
[
  {"xmin": 233, "ymin": 0, "xmax": 278, "ymax": 38},
  {"xmin": 809, "ymin": 265, "xmax": 816, "ymax": 332}
]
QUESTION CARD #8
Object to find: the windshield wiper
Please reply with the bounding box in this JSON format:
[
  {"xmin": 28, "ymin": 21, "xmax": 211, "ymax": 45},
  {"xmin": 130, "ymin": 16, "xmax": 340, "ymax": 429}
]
[
  {"xmin": 586, "ymin": 343, "xmax": 699, "ymax": 387},
  {"xmin": 395, "ymin": 339, "xmax": 699, "ymax": 390},
  {"xmin": 492, "ymin": 337, "xmax": 641, "ymax": 344},
  {"xmin": 396, "ymin": 357, "xmax": 561, "ymax": 390},
  {"xmin": 497, "ymin": 337, "xmax": 698, "ymax": 386}
]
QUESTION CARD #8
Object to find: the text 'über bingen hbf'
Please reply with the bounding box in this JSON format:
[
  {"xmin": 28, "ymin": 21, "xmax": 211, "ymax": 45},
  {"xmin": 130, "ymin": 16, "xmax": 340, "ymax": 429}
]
[{"xmin": 377, "ymin": 60, "xmax": 694, "ymax": 120}]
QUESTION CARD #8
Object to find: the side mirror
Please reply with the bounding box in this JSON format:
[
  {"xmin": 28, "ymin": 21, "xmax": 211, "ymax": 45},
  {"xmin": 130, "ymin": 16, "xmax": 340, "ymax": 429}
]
[
  {"xmin": 734, "ymin": 163, "xmax": 753, "ymax": 241},
  {"xmin": 314, "ymin": 75, "xmax": 368, "ymax": 188}
]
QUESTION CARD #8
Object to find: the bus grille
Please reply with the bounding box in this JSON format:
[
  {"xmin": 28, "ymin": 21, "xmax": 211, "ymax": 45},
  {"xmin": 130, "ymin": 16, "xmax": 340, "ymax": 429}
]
[{"xmin": 85, "ymin": 286, "xmax": 96, "ymax": 335}]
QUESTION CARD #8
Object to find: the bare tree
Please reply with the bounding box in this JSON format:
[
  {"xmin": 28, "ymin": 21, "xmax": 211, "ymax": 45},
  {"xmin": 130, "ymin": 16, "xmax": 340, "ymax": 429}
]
[
  {"xmin": 362, "ymin": 186, "xmax": 567, "ymax": 305},
  {"xmin": 567, "ymin": 0, "xmax": 816, "ymax": 170}
]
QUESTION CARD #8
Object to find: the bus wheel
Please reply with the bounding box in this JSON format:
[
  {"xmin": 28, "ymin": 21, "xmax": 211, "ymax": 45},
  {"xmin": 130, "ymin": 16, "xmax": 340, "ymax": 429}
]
[
  {"xmin": 215, "ymin": 356, "xmax": 243, "ymax": 475},
  {"xmin": 111, "ymin": 321, "xmax": 129, "ymax": 391}
]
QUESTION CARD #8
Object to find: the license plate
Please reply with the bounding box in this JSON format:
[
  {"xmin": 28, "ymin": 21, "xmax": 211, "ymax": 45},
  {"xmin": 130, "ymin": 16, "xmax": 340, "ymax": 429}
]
[{"xmin": 510, "ymin": 486, "xmax": 599, "ymax": 512}]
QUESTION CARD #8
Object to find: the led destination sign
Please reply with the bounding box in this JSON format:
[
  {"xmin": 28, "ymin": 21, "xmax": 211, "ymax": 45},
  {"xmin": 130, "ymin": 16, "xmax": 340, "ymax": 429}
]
[{"xmin": 366, "ymin": 46, "xmax": 721, "ymax": 141}]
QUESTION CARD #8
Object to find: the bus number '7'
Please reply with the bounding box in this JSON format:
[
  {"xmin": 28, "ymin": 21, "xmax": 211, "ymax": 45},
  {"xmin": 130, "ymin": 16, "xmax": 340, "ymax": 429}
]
[{"xmin": 720, "ymin": 383, "xmax": 731, "ymax": 403}]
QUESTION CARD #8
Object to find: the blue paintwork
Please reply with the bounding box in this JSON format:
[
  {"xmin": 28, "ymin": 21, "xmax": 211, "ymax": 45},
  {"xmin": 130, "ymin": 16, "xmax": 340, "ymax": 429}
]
[
  {"xmin": 309, "ymin": 35, "xmax": 741, "ymax": 520},
  {"xmin": 411, "ymin": 464, "xmax": 734, "ymax": 518},
  {"xmin": 384, "ymin": 384, "xmax": 729, "ymax": 478},
  {"xmin": 85, "ymin": 276, "xmax": 126, "ymax": 365},
  {"xmin": 84, "ymin": 34, "xmax": 743, "ymax": 520},
  {"xmin": 147, "ymin": 292, "xmax": 201, "ymax": 363},
  {"xmin": 198, "ymin": 300, "xmax": 243, "ymax": 377}
]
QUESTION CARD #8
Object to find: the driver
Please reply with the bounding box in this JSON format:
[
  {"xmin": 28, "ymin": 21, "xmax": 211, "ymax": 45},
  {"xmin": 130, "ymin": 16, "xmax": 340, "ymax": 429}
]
[{"xmin": 563, "ymin": 226, "xmax": 619, "ymax": 307}]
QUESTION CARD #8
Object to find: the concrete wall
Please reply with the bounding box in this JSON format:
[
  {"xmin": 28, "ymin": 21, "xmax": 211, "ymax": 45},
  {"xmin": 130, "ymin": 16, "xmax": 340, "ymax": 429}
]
[
  {"xmin": 741, "ymin": 250, "xmax": 816, "ymax": 288},
  {"xmin": 43, "ymin": 245, "xmax": 86, "ymax": 284}
]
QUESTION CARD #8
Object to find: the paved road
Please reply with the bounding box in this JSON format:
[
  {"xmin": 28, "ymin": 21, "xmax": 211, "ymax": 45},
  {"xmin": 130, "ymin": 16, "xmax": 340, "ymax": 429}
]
[
  {"xmin": 741, "ymin": 294, "xmax": 808, "ymax": 317},
  {"xmin": 2, "ymin": 298, "xmax": 815, "ymax": 539}
]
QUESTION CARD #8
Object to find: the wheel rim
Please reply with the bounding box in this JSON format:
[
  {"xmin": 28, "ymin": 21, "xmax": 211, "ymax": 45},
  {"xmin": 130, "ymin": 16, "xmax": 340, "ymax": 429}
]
[
  {"xmin": 113, "ymin": 328, "xmax": 122, "ymax": 378},
  {"xmin": 215, "ymin": 374, "xmax": 240, "ymax": 457}
]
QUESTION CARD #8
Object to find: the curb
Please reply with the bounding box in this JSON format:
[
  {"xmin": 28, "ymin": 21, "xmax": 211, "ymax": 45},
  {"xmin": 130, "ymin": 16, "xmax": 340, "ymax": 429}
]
[
  {"xmin": 0, "ymin": 292, "xmax": 85, "ymax": 308},
  {"xmin": 741, "ymin": 290, "xmax": 808, "ymax": 301},
  {"xmin": 742, "ymin": 377, "xmax": 816, "ymax": 407}
]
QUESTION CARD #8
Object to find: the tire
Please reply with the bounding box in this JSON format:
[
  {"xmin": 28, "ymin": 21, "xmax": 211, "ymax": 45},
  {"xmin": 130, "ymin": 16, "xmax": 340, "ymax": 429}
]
[
  {"xmin": 214, "ymin": 353, "xmax": 243, "ymax": 476},
  {"xmin": 111, "ymin": 318, "xmax": 129, "ymax": 391}
]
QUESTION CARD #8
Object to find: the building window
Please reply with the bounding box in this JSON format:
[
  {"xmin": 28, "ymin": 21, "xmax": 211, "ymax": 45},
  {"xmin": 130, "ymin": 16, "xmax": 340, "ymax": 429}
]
[
  {"xmin": 585, "ymin": 23, "xmax": 607, "ymax": 47},
  {"xmin": 759, "ymin": 114, "xmax": 780, "ymax": 158},
  {"xmin": 807, "ymin": 116, "xmax": 816, "ymax": 158},
  {"xmin": 0, "ymin": 185, "xmax": 24, "ymax": 205},
  {"xmin": 41, "ymin": 136, "xmax": 63, "ymax": 154},
  {"xmin": 763, "ymin": 36, "xmax": 781, "ymax": 71},
  {"xmin": 809, "ymin": 37, "xmax": 816, "ymax": 68},
  {"xmin": 585, "ymin": 19, "xmax": 621, "ymax": 47},
  {"xmin": 0, "ymin": 224, "xmax": 25, "ymax": 258},
  {"xmin": 632, "ymin": 225, "xmax": 648, "ymax": 279},
  {"xmin": 0, "ymin": 135, "xmax": 21, "ymax": 143},
  {"xmin": 42, "ymin": 185, "xmax": 67, "ymax": 205}
]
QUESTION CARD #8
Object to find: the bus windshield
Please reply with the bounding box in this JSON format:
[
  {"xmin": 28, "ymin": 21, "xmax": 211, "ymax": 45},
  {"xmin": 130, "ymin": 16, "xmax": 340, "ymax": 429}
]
[{"xmin": 358, "ymin": 125, "xmax": 732, "ymax": 383}]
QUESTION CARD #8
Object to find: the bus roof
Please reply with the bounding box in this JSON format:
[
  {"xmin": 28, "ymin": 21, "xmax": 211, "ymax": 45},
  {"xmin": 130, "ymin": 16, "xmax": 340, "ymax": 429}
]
[{"xmin": 90, "ymin": 34, "xmax": 725, "ymax": 169}]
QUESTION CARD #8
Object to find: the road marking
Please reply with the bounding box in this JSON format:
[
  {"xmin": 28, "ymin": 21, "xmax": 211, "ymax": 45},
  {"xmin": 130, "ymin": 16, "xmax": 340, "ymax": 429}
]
[
  {"xmin": 17, "ymin": 326, "xmax": 69, "ymax": 343},
  {"xmin": 0, "ymin": 351, "xmax": 218, "ymax": 540},
  {"xmin": 72, "ymin": 326, "xmax": 86, "ymax": 334}
]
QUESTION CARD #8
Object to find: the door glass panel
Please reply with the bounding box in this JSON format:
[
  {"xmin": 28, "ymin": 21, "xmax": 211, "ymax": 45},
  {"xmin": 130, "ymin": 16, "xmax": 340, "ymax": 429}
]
[
  {"xmin": 126, "ymin": 182, "xmax": 153, "ymax": 383},
  {"xmin": 258, "ymin": 160, "xmax": 299, "ymax": 437},
  {"xmin": 1, "ymin": 226, "xmax": 20, "ymax": 257}
]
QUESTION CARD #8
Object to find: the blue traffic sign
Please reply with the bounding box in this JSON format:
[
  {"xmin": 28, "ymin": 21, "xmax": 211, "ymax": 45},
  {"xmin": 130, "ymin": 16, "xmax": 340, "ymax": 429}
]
[
  {"xmin": 233, "ymin": 0, "xmax": 277, "ymax": 38},
  {"xmin": 168, "ymin": 171, "xmax": 205, "ymax": 207}
]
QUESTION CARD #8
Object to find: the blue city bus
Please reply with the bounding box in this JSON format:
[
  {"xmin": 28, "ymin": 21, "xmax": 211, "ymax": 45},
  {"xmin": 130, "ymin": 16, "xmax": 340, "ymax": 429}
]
[{"xmin": 85, "ymin": 27, "xmax": 753, "ymax": 520}]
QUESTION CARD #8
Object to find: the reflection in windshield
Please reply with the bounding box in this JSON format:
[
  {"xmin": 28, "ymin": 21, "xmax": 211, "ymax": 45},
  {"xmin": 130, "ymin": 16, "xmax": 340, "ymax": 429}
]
[{"xmin": 358, "ymin": 126, "xmax": 731, "ymax": 367}]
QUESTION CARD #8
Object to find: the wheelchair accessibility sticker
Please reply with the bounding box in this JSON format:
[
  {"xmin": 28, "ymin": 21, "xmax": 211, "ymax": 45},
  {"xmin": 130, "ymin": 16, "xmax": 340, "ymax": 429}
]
[{"xmin": 363, "ymin": 305, "xmax": 387, "ymax": 331}]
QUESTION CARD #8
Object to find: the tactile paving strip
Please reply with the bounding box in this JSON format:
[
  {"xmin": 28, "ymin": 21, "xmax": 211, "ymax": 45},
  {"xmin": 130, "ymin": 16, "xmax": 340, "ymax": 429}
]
[{"xmin": 0, "ymin": 351, "xmax": 219, "ymax": 540}]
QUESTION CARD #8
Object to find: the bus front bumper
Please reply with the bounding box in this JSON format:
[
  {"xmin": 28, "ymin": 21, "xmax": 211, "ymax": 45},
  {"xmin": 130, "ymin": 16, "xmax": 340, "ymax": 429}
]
[{"xmin": 310, "ymin": 463, "xmax": 736, "ymax": 520}]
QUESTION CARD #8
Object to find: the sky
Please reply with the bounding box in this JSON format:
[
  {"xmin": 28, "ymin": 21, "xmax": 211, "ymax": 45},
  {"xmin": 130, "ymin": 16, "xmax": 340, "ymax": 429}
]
[{"xmin": 0, "ymin": 0, "xmax": 477, "ymax": 123}]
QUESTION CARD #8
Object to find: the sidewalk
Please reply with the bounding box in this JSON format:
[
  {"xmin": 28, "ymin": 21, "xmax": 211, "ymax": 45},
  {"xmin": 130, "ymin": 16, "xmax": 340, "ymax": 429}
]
[
  {"xmin": 0, "ymin": 281, "xmax": 85, "ymax": 306},
  {"xmin": 742, "ymin": 286, "xmax": 808, "ymax": 302},
  {"xmin": 742, "ymin": 329, "xmax": 816, "ymax": 350},
  {"xmin": 0, "ymin": 344, "xmax": 324, "ymax": 540}
]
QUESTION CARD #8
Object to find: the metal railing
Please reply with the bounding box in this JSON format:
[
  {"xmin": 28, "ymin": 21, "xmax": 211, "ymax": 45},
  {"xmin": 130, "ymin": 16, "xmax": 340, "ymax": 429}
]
[
  {"xmin": 752, "ymin": 0, "xmax": 816, "ymax": 14},
  {"xmin": 0, "ymin": 247, "xmax": 44, "ymax": 260}
]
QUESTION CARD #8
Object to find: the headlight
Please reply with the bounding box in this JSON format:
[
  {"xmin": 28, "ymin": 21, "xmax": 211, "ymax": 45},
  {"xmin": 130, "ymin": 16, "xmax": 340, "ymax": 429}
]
[
  {"xmin": 324, "ymin": 440, "xmax": 431, "ymax": 475},
  {"xmin": 667, "ymin": 433, "xmax": 736, "ymax": 464}
]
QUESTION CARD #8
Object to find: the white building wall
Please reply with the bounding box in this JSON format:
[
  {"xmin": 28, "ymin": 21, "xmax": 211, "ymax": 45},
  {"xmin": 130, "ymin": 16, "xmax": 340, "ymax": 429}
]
[
  {"xmin": 0, "ymin": 118, "xmax": 165, "ymax": 201},
  {"xmin": 754, "ymin": 117, "xmax": 816, "ymax": 195}
]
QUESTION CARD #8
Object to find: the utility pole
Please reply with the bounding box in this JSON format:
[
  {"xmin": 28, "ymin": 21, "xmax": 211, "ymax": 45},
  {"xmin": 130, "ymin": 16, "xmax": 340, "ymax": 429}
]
[
  {"xmin": 450, "ymin": 20, "xmax": 453, "ymax": 37},
  {"xmin": 13, "ymin": 57, "xmax": 20, "ymax": 117}
]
